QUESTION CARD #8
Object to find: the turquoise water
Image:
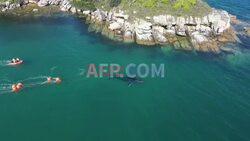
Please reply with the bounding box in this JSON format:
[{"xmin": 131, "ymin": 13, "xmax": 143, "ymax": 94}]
[{"xmin": 0, "ymin": 1, "xmax": 250, "ymax": 141}]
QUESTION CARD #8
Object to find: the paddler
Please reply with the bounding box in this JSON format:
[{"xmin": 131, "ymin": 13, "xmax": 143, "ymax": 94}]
[
  {"xmin": 47, "ymin": 77, "xmax": 52, "ymax": 83},
  {"xmin": 55, "ymin": 77, "xmax": 61, "ymax": 83},
  {"xmin": 12, "ymin": 84, "xmax": 17, "ymax": 92}
]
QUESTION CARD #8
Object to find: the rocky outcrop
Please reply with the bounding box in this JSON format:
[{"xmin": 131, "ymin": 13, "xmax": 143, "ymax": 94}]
[
  {"xmin": 0, "ymin": 1, "xmax": 20, "ymax": 11},
  {"xmin": 37, "ymin": 0, "xmax": 63, "ymax": 7},
  {"xmin": 82, "ymin": 10, "xmax": 91, "ymax": 15},
  {"xmin": 0, "ymin": 0, "xmax": 238, "ymax": 54},
  {"xmin": 86, "ymin": 8, "xmax": 237, "ymax": 54},
  {"xmin": 191, "ymin": 31, "xmax": 219, "ymax": 53},
  {"xmin": 230, "ymin": 15, "xmax": 239, "ymax": 25},
  {"xmin": 208, "ymin": 9, "xmax": 231, "ymax": 34},
  {"xmin": 60, "ymin": 0, "xmax": 72, "ymax": 11},
  {"xmin": 134, "ymin": 20, "xmax": 155, "ymax": 45},
  {"xmin": 152, "ymin": 26, "xmax": 167, "ymax": 43},
  {"xmin": 217, "ymin": 28, "xmax": 238, "ymax": 42},
  {"xmin": 0, "ymin": 0, "xmax": 76, "ymax": 13},
  {"xmin": 37, "ymin": 0, "xmax": 49, "ymax": 7}
]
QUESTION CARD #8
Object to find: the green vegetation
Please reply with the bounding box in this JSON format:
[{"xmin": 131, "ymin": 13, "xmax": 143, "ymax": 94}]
[
  {"xmin": 109, "ymin": 0, "xmax": 121, "ymax": 7},
  {"xmin": 116, "ymin": 0, "xmax": 196, "ymax": 10},
  {"xmin": 72, "ymin": 0, "xmax": 197, "ymax": 10},
  {"xmin": 71, "ymin": 0, "xmax": 96, "ymax": 10},
  {"xmin": 71, "ymin": 0, "xmax": 211, "ymax": 17},
  {"xmin": 11, "ymin": 0, "xmax": 23, "ymax": 3},
  {"xmin": 173, "ymin": 0, "xmax": 197, "ymax": 11}
]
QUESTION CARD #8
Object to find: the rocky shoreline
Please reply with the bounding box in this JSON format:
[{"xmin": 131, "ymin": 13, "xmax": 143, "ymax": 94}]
[
  {"xmin": 0, "ymin": 0, "xmax": 243, "ymax": 54},
  {"xmin": 87, "ymin": 8, "xmax": 241, "ymax": 54}
]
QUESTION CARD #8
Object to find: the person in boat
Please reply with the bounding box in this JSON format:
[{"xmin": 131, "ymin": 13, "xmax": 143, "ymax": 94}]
[
  {"xmin": 47, "ymin": 77, "xmax": 52, "ymax": 83},
  {"xmin": 47, "ymin": 77, "xmax": 61, "ymax": 83},
  {"xmin": 10, "ymin": 58, "xmax": 22, "ymax": 64},
  {"xmin": 12, "ymin": 84, "xmax": 17, "ymax": 92},
  {"xmin": 55, "ymin": 77, "xmax": 61, "ymax": 83},
  {"xmin": 11, "ymin": 58, "xmax": 16, "ymax": 63},
  {"xmin": 12, "ymin": 83, "xmax": 23, "ymax": 92}
]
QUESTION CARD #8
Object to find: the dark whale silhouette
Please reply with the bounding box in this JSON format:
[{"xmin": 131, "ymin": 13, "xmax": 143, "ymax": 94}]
[{"xmin": 112, "ymin": 76, "xmax": 144, "ymax": 87}]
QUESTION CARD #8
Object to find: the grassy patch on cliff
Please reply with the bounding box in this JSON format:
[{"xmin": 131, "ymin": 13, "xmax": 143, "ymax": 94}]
[
  {"xmin": 122, "ymin": 0, "xmax": 197, "ymax": 10},
  {"xmin": 71, "ymin": 0, "xmax": 96, "ymax": 10},
  {"xmin": 73, "ymin": 0, "xmax": 212, "ymax": 18}
]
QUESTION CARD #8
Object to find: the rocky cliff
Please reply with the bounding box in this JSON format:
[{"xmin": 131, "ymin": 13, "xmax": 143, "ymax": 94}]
[{"xmin": 86, "ymin": 8, "xmax": 238, "ymax": 54}]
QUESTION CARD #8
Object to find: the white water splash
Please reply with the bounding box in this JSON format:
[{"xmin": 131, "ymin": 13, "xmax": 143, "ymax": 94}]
[
  {"xmin": 0, "ymin": 60, "xmax": 10, "ymax": 67},
  {"xmin": 0, "ymin": 76, "xmax": 59, "ymax": 95}
]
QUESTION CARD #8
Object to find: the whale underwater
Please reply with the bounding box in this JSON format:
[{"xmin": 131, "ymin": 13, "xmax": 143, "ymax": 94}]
[{"xmin": 112, "ymin": 76, "xmax": 144, "ymax": 87}]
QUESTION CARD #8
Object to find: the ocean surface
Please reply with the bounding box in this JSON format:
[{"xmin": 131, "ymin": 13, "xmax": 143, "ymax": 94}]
[{"xmin": 0, "ymin": 1, "xmax": 250, "ymax": 141}]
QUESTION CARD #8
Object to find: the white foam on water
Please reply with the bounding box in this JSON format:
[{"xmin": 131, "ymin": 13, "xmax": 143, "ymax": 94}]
[
  {"xmin": 20, "ymin": 76, "xmax": 48, "ymax": 83},
  {"xmin": 0, "ymin": 90, "xmax": 12, "ymax": 95},
  {"xmin": 0, "ymin": 76, "xmax": 58, "ymax": 95},
  {"xmin": 0, "ymin": 83, "xmax": 12, "ymax": 95},
  {"xmin": 0, "ymin": 78, "xmax": 12, "ymax": 94},
  {"xmin": 0, "ymin": 60, "xmax": 10, "ymax": 66},
  {"xmin": 20, "ymin": 76, "xmax": 51, "ymax": 88}
]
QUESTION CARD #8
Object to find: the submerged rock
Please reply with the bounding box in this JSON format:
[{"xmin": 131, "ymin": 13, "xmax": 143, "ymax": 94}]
[
  {"xmin": 177, "ymin": 37, "xmax": 192, "ymax": 50},
  {"xmin": 244, "ymin": 27, "xmax": 250, "ymax": 35},
  {"xmin": 220, "ymin": 46, "xmax": 236, "ymax": 54},
  {"xmin": 217, "ymin": 28, "xmax": 237, "ymax": 42}
]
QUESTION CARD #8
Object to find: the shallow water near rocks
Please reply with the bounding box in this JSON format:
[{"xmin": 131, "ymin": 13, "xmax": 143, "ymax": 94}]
[{"xmin": 0, "ymin": 1, "xmax": 250, "ymax": 141}]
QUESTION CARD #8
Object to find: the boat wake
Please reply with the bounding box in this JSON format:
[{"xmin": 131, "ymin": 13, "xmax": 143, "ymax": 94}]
[
  {"xmin": 20, "ymin": 76, "xmax": 50, "ymax": 88},
  {"xmin": 0, "ymin": 79, "xmax": 13, "ymax": 94},
  {"xmin": 0, "ymin": 60, "xmax": 11, "ymax": 67},
  {"xmin": 0, "ymin": 84, "xmax": 12, "ymax": 95},
  {"xmin": 0, "ymin": 76, "xmax": 58, "ymax": 95}
]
